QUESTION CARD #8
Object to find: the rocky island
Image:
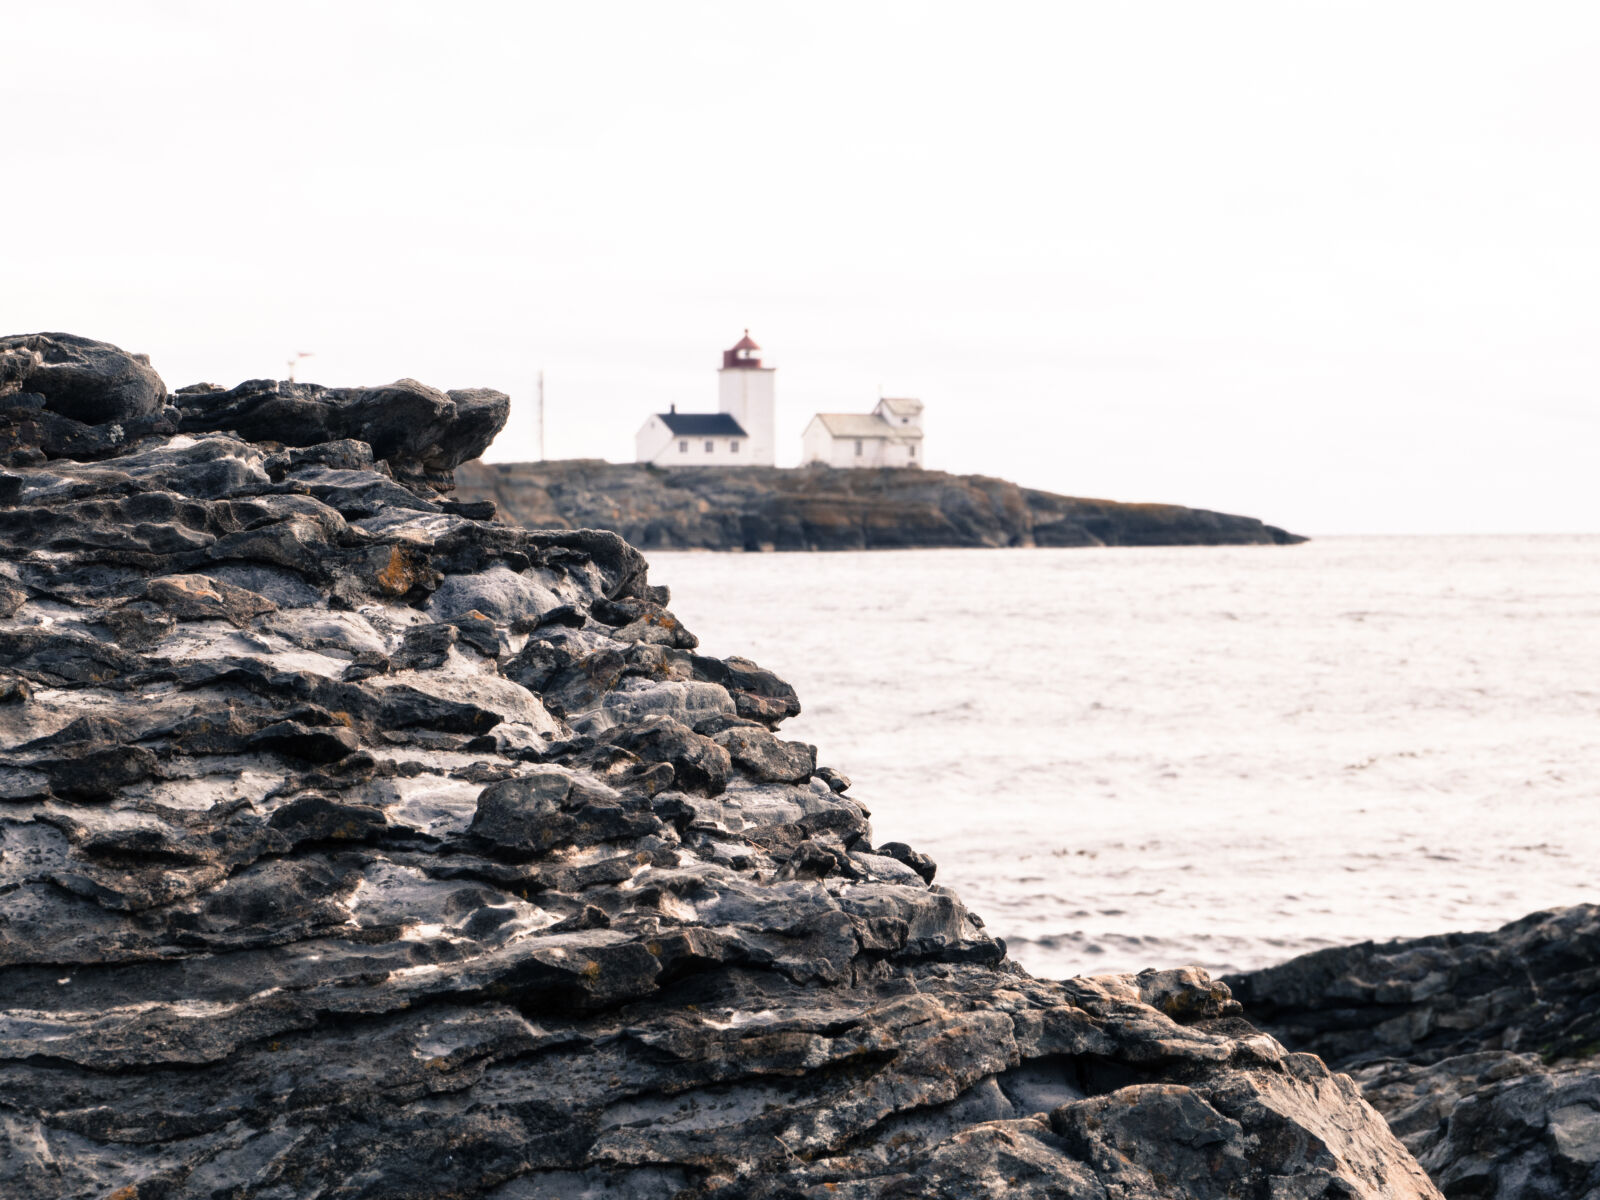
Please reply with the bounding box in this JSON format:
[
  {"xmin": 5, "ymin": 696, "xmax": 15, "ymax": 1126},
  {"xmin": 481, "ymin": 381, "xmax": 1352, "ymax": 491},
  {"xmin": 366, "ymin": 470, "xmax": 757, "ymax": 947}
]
[
  {"xmin": 454, "ymin": 458, "xmax": 1307, "ymax": 552},
  {"xmin": 0, "ymin": 332, "xmax": 1425, "ymax": 1199}
]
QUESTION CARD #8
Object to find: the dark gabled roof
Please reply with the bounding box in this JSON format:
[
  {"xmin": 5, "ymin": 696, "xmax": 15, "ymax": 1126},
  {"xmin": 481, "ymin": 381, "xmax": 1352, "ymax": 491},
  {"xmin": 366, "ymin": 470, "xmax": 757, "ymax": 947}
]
[
  {"xmin": 657, "ymin": 412, "xmax": 748, "ymax": 437},
  {"xmin": 730, "ymin": 331, "xmax": 760, "ymax": 352}
]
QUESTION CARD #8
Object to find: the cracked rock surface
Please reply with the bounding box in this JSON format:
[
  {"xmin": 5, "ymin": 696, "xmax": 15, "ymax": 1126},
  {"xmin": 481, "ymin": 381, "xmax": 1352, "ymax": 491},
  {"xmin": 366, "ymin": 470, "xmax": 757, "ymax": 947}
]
[
  {"xmin": 1229, "ymin": 905, "xmax": 1600, "ymax": 1199},
  {"xmin": 0, "ymin": 334, "xmax": 1436, "ymax": 1199}
]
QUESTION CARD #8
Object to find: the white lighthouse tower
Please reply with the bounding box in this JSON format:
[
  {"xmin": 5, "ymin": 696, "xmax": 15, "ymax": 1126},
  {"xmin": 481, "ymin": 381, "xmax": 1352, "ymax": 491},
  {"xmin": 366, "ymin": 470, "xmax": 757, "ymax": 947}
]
[{"xmin": 717, "ymin": 330, "xmax": 776, "ymax": 466}]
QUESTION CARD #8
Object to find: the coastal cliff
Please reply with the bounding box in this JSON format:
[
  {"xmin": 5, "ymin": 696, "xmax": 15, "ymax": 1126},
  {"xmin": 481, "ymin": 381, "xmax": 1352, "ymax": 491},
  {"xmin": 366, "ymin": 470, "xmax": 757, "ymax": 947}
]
[
  {"xmin": 455, "ymin": 458, "xmax": 1307, "ymax": 552},
  {"xmin": 0, "ymin": 333, "xmax": 1420, "ymax": 1199}
]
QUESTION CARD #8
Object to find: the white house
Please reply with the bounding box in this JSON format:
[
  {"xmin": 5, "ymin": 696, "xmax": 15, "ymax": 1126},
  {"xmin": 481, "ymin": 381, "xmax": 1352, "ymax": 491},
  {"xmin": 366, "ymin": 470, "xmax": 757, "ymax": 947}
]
[
  {"xmin": 634, "ymin": 407, "xmax": 751, "ymax": 466},
  {"xmin": 635, "ymin": 331, "xmax": 776, "ymax": 467},
  {"xmin": 801, "ymin": 397, "xmax": 924, "ymax": 468}
]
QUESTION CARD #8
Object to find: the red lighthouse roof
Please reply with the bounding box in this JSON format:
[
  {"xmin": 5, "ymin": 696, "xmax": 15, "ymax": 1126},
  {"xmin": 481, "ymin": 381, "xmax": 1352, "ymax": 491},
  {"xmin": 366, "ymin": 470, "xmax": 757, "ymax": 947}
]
[{"xmin": 722, "ymin": 329, "xmax": 765, "ymax": 370}]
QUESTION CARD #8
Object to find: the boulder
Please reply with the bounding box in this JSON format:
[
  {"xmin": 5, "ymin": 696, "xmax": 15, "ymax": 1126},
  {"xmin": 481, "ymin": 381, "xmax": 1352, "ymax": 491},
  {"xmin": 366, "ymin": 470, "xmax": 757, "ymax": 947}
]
[
  {"xmin": 0, "ymin": 332, "xmax": 166, "ymax": 423},
  {"xmin": 601, "ymin": 681, "xmax": 736, "ymax": 729},
  {"xmin": 1228, "ymin": 904, "xmax": 1600, "ymax": 1200},
  {"xmin": 468, "ymin": 770, "xmax": 573, "ymax": 848},
  {"xmin": 605, "ymin": 714, "xmax": 732, "ymax": 794},
  {"xmin": 713, "ymin": 723, "xmax": 816, "ymax": 783},
  {"xmin": 438, "ymin": 387, "xmax": 512, "ymax": 472},
  {"xmin": 426, "ymin": 565, "xmax": 560, "ymax": 625},
  {"xmin": 170, "ymin": 376, "xmax": 509, "ymax": 488},
  {"xmin": 689, "ymin": 653, "xmax": 801, "ymax": 725}
]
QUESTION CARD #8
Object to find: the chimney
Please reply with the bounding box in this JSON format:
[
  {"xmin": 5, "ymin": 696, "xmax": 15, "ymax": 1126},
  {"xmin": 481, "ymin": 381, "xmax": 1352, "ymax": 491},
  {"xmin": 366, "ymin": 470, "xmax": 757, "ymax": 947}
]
[{"xmin": 670, "ymin": 403, "xmax": 676, "ymax": 413}]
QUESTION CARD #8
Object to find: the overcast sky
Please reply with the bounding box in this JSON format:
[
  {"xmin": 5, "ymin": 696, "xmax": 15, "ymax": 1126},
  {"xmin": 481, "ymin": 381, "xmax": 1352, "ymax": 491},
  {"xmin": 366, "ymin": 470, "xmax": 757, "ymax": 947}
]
[{"xmin": 6, "ymin": 1, "xmax": 1598, "ymax": 534}]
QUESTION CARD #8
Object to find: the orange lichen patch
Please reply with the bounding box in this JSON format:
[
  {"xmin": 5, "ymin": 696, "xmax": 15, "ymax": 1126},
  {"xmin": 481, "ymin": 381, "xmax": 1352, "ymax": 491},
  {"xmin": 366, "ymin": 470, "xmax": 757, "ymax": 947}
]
[
  {"xmin": 107, "ymin": 1188, "xmax": 140, "ymax": 1200},
  {"xmin": 580, "ymin": 960, "xmax": 602, "ymax": 979},
  {"xmin": 375, "ymin": 546, "xmax": 431, "ymax": 596}
]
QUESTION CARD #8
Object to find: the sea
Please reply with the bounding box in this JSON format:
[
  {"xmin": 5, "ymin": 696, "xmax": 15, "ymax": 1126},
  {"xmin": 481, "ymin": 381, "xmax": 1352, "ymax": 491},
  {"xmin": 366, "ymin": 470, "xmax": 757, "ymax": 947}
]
[{"xmin": 650, "ymin": 535, "xmax": 1600, "ymax": 982}]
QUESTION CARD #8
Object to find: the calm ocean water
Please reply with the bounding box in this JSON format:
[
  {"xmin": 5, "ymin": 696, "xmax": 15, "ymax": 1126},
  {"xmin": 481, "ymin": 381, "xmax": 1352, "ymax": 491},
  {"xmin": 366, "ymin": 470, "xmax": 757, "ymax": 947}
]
[{"xmin": 650, "ymin": 536, "xmax": 1600, "ymax": 980}]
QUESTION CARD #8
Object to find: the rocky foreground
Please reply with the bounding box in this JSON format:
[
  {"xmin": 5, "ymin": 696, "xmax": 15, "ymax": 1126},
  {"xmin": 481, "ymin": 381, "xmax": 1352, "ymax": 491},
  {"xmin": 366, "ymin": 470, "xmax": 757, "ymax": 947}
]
[
  {"xmin": 0, "ymin": 333, "xmax": 1422, "ymax": 1199},
  {"xmin": 1228, "ymin": 905, "xmax": 1600, "ymax": 1200},
  {"xmin": 454, "ymin": 458, "xmax": 1307, "ymax": 552}
]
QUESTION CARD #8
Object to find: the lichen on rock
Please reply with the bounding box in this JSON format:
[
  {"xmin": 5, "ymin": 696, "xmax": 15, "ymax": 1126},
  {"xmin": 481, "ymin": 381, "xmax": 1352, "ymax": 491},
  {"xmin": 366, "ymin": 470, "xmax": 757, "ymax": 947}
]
[{"xmin": 0, "ymin": 335, "xmax": 1429, "ymax": 1199}]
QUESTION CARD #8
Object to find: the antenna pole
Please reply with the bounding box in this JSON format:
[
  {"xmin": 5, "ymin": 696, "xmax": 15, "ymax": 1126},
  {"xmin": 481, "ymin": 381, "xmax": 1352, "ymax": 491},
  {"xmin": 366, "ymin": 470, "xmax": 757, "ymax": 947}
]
[{"xmin": 537, "ymin": 370, "xmax": 546, "ymax": 461}]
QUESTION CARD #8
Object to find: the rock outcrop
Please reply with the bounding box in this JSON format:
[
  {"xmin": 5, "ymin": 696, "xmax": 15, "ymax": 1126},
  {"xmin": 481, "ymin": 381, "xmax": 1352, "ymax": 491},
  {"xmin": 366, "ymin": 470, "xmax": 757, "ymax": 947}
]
[
  {"xmin": 1228, "ymin": 905, "xmax": 1600, "ymax": 1199},
  {"xmin": 455, "ymin": 458, "xmax": 1307, "ymax": 551},
  {"xmin": 0, "ymin": 334, "xmax": 1424, "ymax": 1199},
  {"xmin": 175, "ymin": 377, "xmax": 508, "ymax": 492},
  {"xmin": 1, "ymin": 332, "xmax": 168, "ymax": 424}
]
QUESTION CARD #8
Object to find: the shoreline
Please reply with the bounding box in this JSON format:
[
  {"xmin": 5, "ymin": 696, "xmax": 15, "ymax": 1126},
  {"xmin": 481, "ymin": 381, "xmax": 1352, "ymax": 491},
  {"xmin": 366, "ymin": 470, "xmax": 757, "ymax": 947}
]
[{"xmin": 455, "ymin": 457, "xmax": 1307, "ymax": 552}]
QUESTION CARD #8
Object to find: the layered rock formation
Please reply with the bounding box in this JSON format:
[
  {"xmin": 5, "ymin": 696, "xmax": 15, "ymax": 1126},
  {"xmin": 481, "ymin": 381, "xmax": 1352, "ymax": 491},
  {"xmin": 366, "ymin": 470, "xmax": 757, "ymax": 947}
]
[
  {"xmin": 0, "ymin": 333, "xmax": 1424, "ymax": 1199},
  {"xmin": 1228, "ymin": 906, "xmax": 1600, "ymax": 1199},
  {"xmin": 454, "ymin": 458, "xmax": 1307, "ymax": 552}
]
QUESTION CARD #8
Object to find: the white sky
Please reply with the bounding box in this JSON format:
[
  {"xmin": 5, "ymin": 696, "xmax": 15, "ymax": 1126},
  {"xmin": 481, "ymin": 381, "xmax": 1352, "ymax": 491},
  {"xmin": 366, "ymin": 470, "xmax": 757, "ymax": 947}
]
[{"xmin": 5, "ymin": 1, "xmax": 1598, "ymax": 534}]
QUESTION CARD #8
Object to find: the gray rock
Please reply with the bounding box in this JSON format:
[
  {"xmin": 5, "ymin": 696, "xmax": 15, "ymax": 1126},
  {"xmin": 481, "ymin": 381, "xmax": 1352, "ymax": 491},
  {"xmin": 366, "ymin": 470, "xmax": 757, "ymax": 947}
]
[
  {"xmin": 878, "ymin": 840, "xmax": 937, "ymax": 884},
  {"xmin": 600, "ymin": 681, "xmax": 736, "ymax": 730},
  {"xmin": 0, "ymin": 576, "xmax": 27, "ymax": 617},
  {"xmin": 0, "ymin": 332, "xmax": 166, "ymax": 423},
  {"xmin": 469, "ymin": 769, "xmax": 574, "ymax": 848},
  {"xmin": 427, "ymin": 565, "xmax": 561, "ymax": 625},
  {"xmin": 605, "ymin": 714, "xmax": 732, "ymax": 795},
  {"xmin": 712, "ymin": 723, "xmax": 816, "ymax": 783},
  {"xmin": 140, "ymin": 573, "xmax": 278, "ymax": 625},
  {"xmin": 439, "ymin": 387, "xmax": 512, "ymax": 473},
  {"xmin": 171, "ymin": 376, "xmax": 509, "ymax": 489},
  {"xmin": 248, "ymin": 719, "xmax": 360, "ymax": 762},
  {"xmin": 689, "ymin": 653, "xmax": 801, "ymax": 725},
  {"xmin": 502, "ymin": 637, "xmax": 575, "ymax": 693},
  {"xmin": 816, "ymin": 765, "xmax": 851, "ymax": 792},
  {"xmin": 1229, "ymin": 904, "xmax": 1600, "ymax": 1199}
]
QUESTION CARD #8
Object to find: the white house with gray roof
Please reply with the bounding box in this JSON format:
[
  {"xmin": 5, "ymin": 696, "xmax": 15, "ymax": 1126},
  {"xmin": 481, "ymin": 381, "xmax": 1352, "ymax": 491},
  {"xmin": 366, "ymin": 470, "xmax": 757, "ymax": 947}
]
[
  {"xmin": 801, "ymin": 397, "xmax": 923, "ymax": 468},
  {"xmin": 634, "ymin": 407, "xmax": 751, "ymax": 466}
]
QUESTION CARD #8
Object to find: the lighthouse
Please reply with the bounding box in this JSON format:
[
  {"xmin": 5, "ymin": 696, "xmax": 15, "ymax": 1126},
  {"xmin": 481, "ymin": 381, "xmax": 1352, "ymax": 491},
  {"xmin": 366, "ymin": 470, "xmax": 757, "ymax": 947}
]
[
  {"xmin": 717, "ymin": 331, "xmax": 776, "ymax": 466},
  {"xmin": 633, "ymin": 332, "xmax": 779, "ymax": 466}
]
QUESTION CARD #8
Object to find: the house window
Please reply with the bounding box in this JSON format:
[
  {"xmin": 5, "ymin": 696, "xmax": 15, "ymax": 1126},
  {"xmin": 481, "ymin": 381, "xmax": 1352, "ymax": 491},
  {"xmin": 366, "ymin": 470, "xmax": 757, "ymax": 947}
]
[
  {"xmin": 679, "ymin": 440, "xmax": 688, "ymax": 453},
  {"xmin": 704, "ymin": 440, "xmax": 714, "ymax": 453},
  {"xmin": 855, "ymin": 440, "xmax": 863, "ymax": 456},
  {"xmin": 730, "ymin": 440, "xmax": 740, "ymax": 453},
  {"xmin": 909, "ymin": 444, "xmax": 916, "ymax": 458}
]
